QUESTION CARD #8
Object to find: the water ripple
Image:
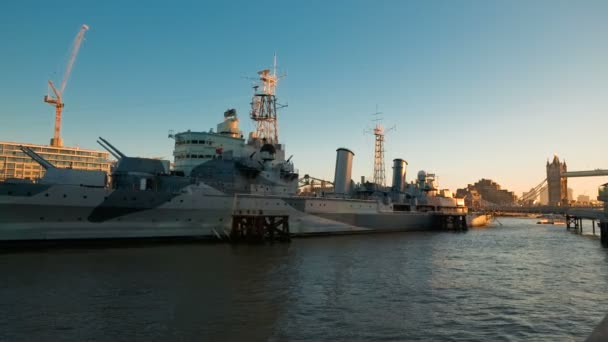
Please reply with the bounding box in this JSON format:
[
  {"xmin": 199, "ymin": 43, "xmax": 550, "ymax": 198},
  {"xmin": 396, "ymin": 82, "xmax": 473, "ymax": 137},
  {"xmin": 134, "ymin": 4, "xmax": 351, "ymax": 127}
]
[{"xmin": 1, "ymin": 218, "xmax": 607, "ymax": 341}]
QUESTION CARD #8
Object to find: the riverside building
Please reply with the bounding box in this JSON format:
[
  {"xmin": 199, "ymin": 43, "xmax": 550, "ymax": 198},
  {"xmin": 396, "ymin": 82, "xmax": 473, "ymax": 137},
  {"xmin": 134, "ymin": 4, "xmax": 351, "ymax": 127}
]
[{"xmin": 0, "ymin": 141, "xmax": 111, "ymax": 181}]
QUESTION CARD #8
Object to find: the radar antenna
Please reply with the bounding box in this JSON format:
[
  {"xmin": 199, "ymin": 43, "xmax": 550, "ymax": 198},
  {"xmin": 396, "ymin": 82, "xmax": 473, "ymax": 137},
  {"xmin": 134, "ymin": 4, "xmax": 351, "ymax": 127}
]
[{"xmin": 249, "ymin": 55, "xmax": 287, "ymax": 144}]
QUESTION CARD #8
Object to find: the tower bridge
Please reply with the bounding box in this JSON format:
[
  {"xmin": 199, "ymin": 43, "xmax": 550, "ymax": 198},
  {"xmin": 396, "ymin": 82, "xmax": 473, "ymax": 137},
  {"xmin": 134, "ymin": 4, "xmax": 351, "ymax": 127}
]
[
  {"xmin": 545, "ymin": 155, "xmax": 608, "ymax": 206},
  {"xmin": 514, "ymin": 155, "xmax": 608, "ymax": 246},
  {"xmin": 519, "ymin": 155, "xmax": 608, "ymax": 207}
]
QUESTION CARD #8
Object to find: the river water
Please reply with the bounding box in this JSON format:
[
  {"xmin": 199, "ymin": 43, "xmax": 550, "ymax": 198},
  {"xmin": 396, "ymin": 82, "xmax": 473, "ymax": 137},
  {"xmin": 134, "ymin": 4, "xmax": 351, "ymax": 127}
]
[{"xmin": 1, "ymin": 217, "xmax": 608, "ymax": 341}]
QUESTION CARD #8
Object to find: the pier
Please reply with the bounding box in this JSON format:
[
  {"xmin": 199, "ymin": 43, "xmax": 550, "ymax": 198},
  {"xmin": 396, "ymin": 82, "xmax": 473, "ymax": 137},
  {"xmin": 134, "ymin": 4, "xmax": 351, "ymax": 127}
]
[
  {"xmin": 230, "ymin": 214, "xmax": 291, "ymax": 243},
  {"xmin": 434, "ymin": 213, "xmax": 468, "ymax": 231},
  {"xmin": 565, "ymin": 208, "xmax": 608, "ymax": 246}
]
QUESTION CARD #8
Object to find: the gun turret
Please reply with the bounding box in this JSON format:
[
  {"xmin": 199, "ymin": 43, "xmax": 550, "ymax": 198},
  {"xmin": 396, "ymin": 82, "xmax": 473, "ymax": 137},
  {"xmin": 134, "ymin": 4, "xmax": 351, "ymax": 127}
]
[{"xmin": 20, "ymin": 145, "xmax": 107, "ymax": 187}]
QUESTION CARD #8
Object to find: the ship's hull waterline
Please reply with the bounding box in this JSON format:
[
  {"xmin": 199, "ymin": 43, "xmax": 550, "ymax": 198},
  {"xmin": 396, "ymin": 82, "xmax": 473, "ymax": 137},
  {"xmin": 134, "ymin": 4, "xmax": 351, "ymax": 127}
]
[{"xmin": 0, "ymin": 183, "xmax": 447, "ymax": 241}]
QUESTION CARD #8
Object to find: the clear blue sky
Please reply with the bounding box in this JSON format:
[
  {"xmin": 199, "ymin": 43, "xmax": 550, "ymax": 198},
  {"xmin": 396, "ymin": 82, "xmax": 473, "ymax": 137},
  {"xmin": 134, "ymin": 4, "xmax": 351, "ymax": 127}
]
[{"xmin": 2, "ymin": 0, "xmax": 607, "ymax": 197}]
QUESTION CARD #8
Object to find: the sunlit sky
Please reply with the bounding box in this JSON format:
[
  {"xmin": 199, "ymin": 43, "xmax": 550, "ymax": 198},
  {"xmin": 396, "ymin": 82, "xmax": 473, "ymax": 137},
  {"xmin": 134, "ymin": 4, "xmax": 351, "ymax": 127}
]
[{"xmin": 2, "ymin": 0, "xmax": 607, "ymax": 197}]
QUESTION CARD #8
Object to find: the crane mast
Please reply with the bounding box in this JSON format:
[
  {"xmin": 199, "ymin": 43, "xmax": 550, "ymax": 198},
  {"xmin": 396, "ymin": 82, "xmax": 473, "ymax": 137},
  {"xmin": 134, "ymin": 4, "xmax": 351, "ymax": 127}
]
[{"xmin": 44, "ymin": 24, "xmax": 89, "ymax": 147}]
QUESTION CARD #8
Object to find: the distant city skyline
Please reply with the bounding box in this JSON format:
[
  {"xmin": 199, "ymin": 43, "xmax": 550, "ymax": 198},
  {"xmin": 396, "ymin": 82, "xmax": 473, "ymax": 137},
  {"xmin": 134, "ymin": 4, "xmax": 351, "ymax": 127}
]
[{"xmin": 1, "ymin": 0, "xmax": 607, "ymax": 196}]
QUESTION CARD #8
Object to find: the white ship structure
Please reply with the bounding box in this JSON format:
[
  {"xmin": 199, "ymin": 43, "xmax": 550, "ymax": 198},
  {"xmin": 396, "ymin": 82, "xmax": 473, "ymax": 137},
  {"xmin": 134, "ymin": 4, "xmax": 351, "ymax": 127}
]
[{"xmin": 0, "ymin": 62, "xmax": 483, "ymax": 241}]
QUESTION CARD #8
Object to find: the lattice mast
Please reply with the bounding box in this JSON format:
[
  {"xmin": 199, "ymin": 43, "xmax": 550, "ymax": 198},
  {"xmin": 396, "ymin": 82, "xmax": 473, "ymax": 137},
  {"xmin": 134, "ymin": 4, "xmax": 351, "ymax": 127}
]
[
  {"xmin": 250, "ymin": 56, "xmax": 282, "ymax": 144},
  {"xmin": 368, "ymin": 106, "xmax": 394, "ymax": 187},
  {"xmin": 373, "ymin": 123, "xmax": 386, "ymax": 186}
]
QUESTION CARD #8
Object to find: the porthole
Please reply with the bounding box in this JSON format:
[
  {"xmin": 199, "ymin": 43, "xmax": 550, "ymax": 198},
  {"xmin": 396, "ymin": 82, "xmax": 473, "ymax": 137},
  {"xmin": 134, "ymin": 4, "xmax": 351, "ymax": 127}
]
[
  {"xmin": 83, "ymin": 195, "xmax": 87, "ymax": 199},
  {"xmin": 45, "ymin": 193, "xmax": 49, "ymax": 197},
  {"xmin": 63, "ymin": 194, "xmax": 67, "ymax": 198}
]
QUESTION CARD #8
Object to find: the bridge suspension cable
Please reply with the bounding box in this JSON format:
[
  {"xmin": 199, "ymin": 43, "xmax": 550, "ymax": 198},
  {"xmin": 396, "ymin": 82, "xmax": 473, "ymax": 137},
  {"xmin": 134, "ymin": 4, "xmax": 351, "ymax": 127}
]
[{"xmin": 520, "ymin": 178, "xmax": 547, "ymax": 204}]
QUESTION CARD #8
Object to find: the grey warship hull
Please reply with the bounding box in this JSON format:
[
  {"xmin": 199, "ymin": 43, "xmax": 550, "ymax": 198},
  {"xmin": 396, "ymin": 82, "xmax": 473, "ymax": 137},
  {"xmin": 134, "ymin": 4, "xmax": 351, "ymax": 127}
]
[{"xmin": 0, "ymin": 183, "xmax": 443, "ymax": 241}]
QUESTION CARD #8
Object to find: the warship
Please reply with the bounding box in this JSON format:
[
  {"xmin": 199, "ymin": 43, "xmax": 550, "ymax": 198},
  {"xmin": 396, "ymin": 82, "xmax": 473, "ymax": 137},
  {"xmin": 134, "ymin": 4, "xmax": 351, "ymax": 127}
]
[{"xmin": 0, "ymin": 64, "xmax": 478, "ymax": 241}]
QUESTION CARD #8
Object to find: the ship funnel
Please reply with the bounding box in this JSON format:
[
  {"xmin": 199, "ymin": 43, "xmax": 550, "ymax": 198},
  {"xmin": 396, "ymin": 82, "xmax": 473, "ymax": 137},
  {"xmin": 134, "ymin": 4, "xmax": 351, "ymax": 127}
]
[
  {"xmin": 392, "ymin": 158, "xmax": 408, "ymax": 192},
  {"xmin": 333, "ymin": 148, "xmax": 354, "ymax": 195}
]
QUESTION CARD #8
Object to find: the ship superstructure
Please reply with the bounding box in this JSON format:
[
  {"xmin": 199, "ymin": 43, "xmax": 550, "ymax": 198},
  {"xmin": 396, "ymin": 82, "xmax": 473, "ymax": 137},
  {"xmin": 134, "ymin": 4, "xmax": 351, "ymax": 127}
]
[{"xmin": 170, "ymin": 109, "xmax": 245, "ymax": 177}]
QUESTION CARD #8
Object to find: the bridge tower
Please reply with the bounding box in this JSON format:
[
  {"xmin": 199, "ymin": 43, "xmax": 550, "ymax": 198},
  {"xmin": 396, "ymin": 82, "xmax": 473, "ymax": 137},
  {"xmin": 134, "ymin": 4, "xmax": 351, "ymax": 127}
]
[{"xmin": 546, "ymin": 155, "xmax": 568, "ymax": 206}]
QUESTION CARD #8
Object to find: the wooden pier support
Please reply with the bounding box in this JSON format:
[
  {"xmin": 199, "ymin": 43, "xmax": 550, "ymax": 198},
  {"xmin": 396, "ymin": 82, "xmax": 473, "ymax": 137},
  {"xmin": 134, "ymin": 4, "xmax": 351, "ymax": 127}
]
[
  {"xmin": 436, "ymin": 214, "xmax": 468, "ymax": 231},
  {"xmin": 600, "ymin": 221, "xmax": 608, "ymax": 247},
  {"xmin": 566, "ymin": 215, "xmax": 581, "ymax": 232},
  {"xmin": 230, "ymin": 215, "xmax": 291, "ymax": 243}
]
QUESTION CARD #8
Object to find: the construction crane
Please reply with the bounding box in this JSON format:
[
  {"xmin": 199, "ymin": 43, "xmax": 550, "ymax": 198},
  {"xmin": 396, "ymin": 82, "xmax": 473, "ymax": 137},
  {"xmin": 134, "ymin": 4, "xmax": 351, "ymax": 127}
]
[{"xmin": 44, "ymin": 24, "xmax": 89, "ymax": 147}]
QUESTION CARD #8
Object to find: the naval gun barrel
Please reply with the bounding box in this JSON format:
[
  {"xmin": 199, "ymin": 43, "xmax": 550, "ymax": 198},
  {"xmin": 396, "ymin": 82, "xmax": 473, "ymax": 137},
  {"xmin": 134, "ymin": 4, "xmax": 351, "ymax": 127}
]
[
  {"xmin": 98, "ymin": 137, "xmax": 126, "ymax": 159},
  {"xmin": 96, "ymin": 140, "xmax": 121, "ymax": 160},
  {"xmin": 19, "ymin": 146, "xmax": 55, "ymax": 170}
]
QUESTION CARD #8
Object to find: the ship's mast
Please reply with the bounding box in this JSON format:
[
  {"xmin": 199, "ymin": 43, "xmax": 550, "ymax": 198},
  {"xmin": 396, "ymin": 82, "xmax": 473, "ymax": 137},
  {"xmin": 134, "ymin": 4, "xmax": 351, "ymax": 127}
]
[
  {"xmin": 369, "ymin": 106, "xmax": 394, "ymax": 187},
  {"xmin": 250, "ymin": 56, "xmax": 283, "ymax": 144},
  {"xmin": 373, "ymin": 123, "xmax": 386, "ymax": 186}
]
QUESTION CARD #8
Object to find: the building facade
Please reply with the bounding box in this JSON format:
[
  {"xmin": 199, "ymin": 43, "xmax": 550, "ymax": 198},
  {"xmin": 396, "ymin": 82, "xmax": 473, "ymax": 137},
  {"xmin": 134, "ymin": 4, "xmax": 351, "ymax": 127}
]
[
  {"xmin": 0, "ymin": 141, "xmax": 111, "ymax": 181},
  {"xmin": 577, "ymin": 194, "xmax": 591, "ymax": 204},
  {"xmin": 456, "ymin": 179, "xmax": 517, "ymax": 206}
]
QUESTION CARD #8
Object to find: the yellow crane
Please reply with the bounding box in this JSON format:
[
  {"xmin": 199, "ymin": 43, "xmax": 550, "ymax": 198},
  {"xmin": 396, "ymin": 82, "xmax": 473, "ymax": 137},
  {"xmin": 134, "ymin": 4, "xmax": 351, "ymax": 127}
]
[{"xmin": 44, "ymin": 24, "xmax": 89, "ymax": 147}]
